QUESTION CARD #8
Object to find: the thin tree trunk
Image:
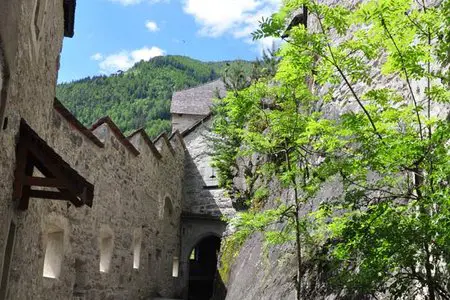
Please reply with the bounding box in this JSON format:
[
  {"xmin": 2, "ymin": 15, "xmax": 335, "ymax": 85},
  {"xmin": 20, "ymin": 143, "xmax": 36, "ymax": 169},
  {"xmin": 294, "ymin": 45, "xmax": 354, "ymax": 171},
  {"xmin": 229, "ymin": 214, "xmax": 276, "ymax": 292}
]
[
  {"xmin": 285, "ymin": 146, "xmax": 302, "ymax": 300},
  {"xmin": 294, "ymin": 186, "xmax": 302, "ymax": 300}
]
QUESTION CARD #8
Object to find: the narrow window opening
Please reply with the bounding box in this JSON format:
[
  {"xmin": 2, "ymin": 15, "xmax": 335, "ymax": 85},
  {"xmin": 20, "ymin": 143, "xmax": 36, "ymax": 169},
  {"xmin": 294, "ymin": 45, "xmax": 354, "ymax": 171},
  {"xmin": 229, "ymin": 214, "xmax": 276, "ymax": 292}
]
[
  {"xmin": 43, "ymin": 227, "xmax": 64, "ymax": 279},
  {"xmin": 73, "ymin": 258, "xmax": 86, "ymax": 297},
  {"xmin": 156, "ymin": 249, "xmax": 161, "ymax": 260},
  {"xmin": 132, "ymin": 228, "xmax": 142, "ymax": 270},
  {"xmin": 189, "ymin": 247, "xmax": 197, "ymax": 261},
  {"xmin": 147, "ymin": 253, "xmax": 152, "ymax": 271},
  {"xmin": 164, "ymin": 197, "xmax": 173, "ymax": 218},
  {"xmin": 2, "ymin": 117, "xmax": 7, "ymax": 130},
  {"xmin": 172, "ymin": 256, "xmax": 179, "ymax": 277},
  {"xmin": 99, "ymin": 232, "xmax": 113, "ymax": 273},
  {"xmin": 0, "ymin": 222, "xmax": 16, "ymax": 299}
]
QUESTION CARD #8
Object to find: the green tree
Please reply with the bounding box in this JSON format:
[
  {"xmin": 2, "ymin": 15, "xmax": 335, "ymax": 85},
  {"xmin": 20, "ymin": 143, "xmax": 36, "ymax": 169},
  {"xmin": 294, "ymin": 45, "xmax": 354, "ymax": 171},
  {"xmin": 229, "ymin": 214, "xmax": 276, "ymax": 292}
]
[
  {"xmin": 214, "ymin": 0, "xmax": 449, "ymax": 298},
  {"xmin": 57, "ymin": 56, "xmax": 252, "ymax": 138}
]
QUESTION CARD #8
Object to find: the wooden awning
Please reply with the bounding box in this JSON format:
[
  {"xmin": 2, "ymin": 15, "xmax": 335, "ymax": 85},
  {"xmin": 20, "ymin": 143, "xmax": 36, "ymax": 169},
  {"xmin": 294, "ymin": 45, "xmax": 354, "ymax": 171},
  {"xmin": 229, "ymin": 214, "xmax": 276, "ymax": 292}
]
[{"xmin": 12, "ymin": 119, "xmax": 94, "ymax": 210}]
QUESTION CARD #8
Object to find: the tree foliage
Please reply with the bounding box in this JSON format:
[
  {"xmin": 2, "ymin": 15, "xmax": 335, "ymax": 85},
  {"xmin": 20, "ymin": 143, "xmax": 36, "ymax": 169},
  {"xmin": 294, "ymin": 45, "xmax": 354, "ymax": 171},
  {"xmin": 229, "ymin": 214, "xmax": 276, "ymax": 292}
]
[
  {"xmin": 213, "ymin": 0, "xmax": 449, "ymax": 298},
  {"xmin": 57, "ymin": 56, "xmax": 251, "ymax": 137}
]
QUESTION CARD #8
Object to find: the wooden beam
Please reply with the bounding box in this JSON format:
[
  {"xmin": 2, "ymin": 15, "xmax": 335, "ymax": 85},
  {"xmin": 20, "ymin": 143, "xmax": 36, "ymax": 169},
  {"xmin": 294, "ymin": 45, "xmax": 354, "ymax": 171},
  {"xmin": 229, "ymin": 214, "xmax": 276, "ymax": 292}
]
[
  {"xmin": 12, "ymin": 140, "xmax": 29, "ymax": 202},
  {"xmin": 13, "ymin": 120, "xmax": 95, "ymax": 210},
  {"xmin": 23, "ymin": 176, "xmax": 67, "ymax": 188},
  {"xmin": 29, "ymin": 189, "xmax": 81, "ymax": 204},
  {"xmin": 26, "ymin": 141, "xmax": 84, "ymax": 199},
  {"xmin": 17, "ymin": 154, "xmax": 34, "ymax": 211}
]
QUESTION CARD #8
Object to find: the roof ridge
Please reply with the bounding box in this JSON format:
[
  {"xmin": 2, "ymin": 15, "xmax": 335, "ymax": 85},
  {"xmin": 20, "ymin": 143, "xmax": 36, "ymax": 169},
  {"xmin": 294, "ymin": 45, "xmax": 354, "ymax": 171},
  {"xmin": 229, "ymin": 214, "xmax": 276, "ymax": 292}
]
[{"xmin": 172, "ymin": 79, "xmax": 223, "ymax": 95}]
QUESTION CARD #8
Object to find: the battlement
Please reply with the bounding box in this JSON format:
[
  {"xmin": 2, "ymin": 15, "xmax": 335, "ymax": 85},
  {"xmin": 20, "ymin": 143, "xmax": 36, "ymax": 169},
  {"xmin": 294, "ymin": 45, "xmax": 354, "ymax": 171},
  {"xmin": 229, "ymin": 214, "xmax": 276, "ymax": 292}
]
[{"xmin": 54, "ymin": 97, "xmax": 185, "ymax": 163}]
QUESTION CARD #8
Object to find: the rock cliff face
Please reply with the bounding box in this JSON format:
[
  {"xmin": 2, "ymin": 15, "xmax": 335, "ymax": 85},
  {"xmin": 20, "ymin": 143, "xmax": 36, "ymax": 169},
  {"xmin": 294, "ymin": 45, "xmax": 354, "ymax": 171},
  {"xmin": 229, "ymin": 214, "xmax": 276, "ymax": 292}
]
[
  {"xmin": 222, "ymin": 179, "xmax": 343, "ymax": 300},
  {"xmin": 217, "ymin": 1, "xmax": 449, "ymax": 299},
  {"xmin": 225, "ymin": 233, "xmax": 297, "ymax": 300}
]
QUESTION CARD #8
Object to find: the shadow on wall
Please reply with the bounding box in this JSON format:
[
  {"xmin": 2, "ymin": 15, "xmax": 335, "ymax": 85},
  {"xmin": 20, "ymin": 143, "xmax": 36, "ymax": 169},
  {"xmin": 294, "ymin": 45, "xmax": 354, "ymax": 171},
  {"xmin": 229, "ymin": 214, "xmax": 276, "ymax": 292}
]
[
  {"xmin": 183, "ymin": 152, "xmax": 222, "ymax": 216},
  {"xmin": 211, "ymin": 274, "xmax": 227, "ymax": 300},
  {"xmin": 187, "ymin": 235, "xmax": 226, "ymax": 300},
  {"xmin": 0, "ymin": 36, "xmax": 10, "ymax": 131}
]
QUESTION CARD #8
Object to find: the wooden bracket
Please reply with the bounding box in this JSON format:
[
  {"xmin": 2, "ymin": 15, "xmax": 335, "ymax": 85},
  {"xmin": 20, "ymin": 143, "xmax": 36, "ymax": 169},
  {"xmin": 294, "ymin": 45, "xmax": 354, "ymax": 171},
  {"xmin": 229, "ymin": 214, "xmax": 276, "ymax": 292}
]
[{"xmin": 12, "ymin": 119, "xmax": 94, "ymax": 210}]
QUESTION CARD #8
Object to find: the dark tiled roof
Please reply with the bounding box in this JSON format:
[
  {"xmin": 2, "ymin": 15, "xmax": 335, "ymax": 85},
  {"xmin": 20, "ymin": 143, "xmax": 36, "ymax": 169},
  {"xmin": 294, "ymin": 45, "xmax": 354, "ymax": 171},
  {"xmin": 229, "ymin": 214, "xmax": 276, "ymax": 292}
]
[
  {"xmin": 170, "ymin": 80, "xmax": 226, "ymax": 115},
  {"xmin": 63, "ymin": 0, "xmax": 76, "ymax": 38}
]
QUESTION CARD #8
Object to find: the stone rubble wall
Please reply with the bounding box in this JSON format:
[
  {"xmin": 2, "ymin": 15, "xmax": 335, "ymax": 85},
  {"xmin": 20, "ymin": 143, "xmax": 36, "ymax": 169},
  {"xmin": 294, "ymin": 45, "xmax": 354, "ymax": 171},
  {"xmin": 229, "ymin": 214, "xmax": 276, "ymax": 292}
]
[
  {"xmin": 0, "ymin": 0, "xmax": 187, "ymax": 299},
  {"xmin": 172, "ymin": 114, "xmax": 207, "ymax": 134},
  {"xmin": 182, "ymin": 118, "xmax": 234, "ymax": 217}
]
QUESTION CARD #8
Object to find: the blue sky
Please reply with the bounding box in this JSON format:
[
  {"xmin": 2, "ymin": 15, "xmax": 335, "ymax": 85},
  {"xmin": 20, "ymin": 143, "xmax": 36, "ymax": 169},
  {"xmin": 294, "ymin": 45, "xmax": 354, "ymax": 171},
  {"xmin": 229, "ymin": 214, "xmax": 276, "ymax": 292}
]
[{"xmin": 59, "ymin": 0, "xmax": 280, "ymax": 83}]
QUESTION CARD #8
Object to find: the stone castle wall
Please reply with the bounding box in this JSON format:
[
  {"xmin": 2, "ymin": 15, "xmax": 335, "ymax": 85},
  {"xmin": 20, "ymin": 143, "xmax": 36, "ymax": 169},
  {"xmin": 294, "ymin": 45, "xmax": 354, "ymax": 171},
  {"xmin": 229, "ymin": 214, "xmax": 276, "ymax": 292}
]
[
  {"xmin": 182, "ymin": 118, "xmax": 233, "ymax": 217},
  {"xmin": 172, "ymin": 114, "xmax": 206, "ymax": 134},
  {"xmin": 0, "ymin": 1, "xmax": 188, "ymax": 299}
]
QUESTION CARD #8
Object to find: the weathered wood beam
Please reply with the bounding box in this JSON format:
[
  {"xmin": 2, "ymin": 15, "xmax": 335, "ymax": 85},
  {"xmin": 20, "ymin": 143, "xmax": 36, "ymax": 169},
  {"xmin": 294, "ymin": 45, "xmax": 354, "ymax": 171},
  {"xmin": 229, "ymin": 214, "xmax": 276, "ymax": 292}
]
[
  {"xmin": 23, "ymin": 176, "xmax": 67, "ymax": 188},
  {"xmin": 29, "ymin": 189, "xmax": 82, "ymax": 205},
  {"xmin": 12, "ymin": 139, "xmax": 29, "ymax": 202},
  {"xmin": 26, "ymin": 140, "xmax": 84, "ymax": 199},
  {"xmin": 13, "ymin": 120, "xmax": 94, "ymax": 210}
]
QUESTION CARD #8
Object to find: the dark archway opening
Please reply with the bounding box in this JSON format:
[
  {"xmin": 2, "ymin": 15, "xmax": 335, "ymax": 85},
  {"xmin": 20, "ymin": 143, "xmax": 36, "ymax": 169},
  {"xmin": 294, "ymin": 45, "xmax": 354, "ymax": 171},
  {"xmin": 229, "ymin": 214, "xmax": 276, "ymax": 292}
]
[{"xmin": 188, "ymin": 235, "xmax": 221, "ymax": 300}]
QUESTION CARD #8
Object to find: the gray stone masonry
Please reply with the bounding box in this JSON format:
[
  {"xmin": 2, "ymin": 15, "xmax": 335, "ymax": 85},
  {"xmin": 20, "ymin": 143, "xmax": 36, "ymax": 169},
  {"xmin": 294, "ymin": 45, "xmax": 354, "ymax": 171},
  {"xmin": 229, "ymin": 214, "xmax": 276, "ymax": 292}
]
[{"xmin": 0, "ymin": 1, "xmax": 236, "ymax": 299}]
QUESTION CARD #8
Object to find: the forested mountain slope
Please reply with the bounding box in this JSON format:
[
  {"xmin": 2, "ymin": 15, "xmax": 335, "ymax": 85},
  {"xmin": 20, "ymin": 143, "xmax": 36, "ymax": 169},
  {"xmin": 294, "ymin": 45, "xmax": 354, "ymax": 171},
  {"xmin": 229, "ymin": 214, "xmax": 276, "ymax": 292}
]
[{"xmin": 56, "ymin": 56, "xmax": 251, "ymax": 137}]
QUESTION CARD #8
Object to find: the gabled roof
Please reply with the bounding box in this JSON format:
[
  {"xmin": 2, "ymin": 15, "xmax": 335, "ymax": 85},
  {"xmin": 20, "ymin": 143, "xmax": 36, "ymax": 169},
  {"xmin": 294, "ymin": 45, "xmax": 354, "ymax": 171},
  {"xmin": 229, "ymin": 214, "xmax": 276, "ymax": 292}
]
[{"xmin": 170, "ymin": 80, "xmax": 226, "ymax": 115}]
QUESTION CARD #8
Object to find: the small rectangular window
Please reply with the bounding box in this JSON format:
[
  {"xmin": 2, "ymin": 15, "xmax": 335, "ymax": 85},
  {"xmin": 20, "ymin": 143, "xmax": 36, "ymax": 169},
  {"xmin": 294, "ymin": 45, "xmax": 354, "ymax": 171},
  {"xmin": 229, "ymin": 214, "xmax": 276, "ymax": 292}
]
[
  {"xmin": 43, "ymin": 229, "xmax": 64, "ymax": 279},
  {"xmin": 172, "ymin": 256, "xmax": 179, "ymax": 277},
  {"xmin": 133, "ymin": 228, "xmax": 142, "ymax": 270},
  {"xmin": 189, "ymin": 248, "xmax": 196, "ymax": 260},
  {"xmin": 99, "ymin": 236, "xmax": 113, "ymax": 273}
]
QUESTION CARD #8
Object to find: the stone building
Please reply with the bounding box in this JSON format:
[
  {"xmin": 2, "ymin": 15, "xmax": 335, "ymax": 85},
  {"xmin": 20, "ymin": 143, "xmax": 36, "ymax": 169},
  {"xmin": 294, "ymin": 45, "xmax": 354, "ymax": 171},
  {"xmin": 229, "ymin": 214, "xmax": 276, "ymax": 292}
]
[
  {"xmin": 170, "ymin": 80, "xmax": 226, "ymax": 133},
  {"xmin": 0, "ymin": 1, "xmax": 232, "ymax": 299}
]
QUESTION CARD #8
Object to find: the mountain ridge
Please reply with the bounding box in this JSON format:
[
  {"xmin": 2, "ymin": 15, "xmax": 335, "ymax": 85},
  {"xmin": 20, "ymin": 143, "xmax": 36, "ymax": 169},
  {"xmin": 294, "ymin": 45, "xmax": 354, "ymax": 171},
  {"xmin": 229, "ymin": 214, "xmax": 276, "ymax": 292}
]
[{"xmin": 56, "ymin": 55, "xmax": 252, "ymax": 137}]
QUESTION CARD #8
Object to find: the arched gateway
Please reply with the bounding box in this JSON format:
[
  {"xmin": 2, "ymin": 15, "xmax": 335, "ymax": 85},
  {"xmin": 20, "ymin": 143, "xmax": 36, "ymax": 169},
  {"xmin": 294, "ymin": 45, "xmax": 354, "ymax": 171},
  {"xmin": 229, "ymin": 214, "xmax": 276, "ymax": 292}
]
[{"xmin": 179, "ymin": 213, "xmax": 227, "ymax": 300}]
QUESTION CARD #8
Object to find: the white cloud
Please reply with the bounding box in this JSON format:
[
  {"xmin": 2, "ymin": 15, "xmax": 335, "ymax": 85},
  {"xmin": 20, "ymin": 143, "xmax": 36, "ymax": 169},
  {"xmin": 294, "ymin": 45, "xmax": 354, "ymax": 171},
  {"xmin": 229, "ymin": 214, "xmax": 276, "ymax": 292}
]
[
  {"xmin": 145, "ymin": 20, "xmax": 160, "ymax": 32},
  {"xmin": 95, "ymin": 46, "xmax": 165, "ymax": 74},
  {"xmin": 91, "ymin": 53, "xmax": 103, "ymax": 61},
  {"xmin": 183, "ymin": 0, "xmax": 280, "ymax": 37},
  {"xmin": 182, "ymin": 0, "xmax": 281, "ymax": 55}
]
